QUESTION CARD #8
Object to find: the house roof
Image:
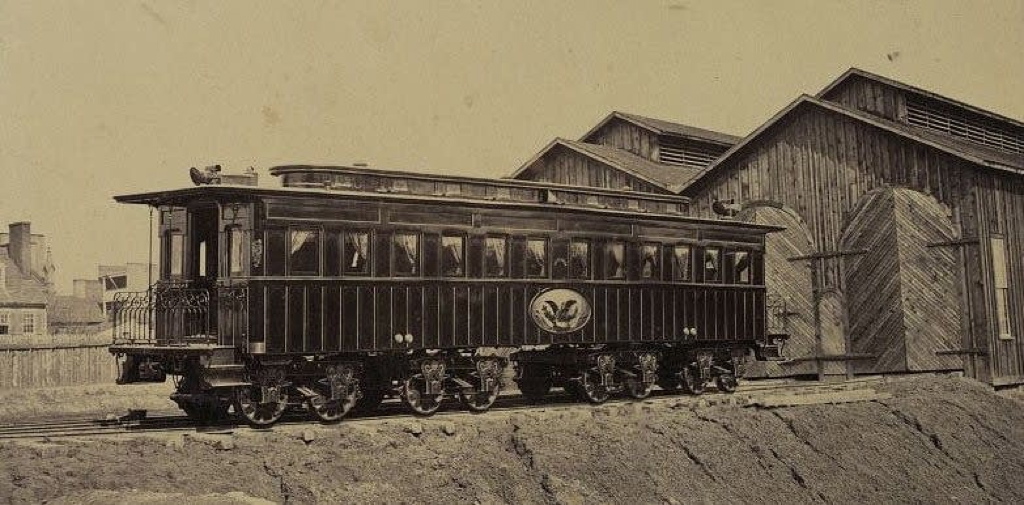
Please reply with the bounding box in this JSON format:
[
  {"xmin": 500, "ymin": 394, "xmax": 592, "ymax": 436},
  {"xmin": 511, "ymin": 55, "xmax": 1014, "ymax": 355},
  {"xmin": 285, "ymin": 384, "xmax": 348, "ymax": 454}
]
[
  {"xmin": 581, "ymin": 111, "xmax": 743, "ymax": 146},
  {"xmin": 685, "ymin": 94, "xmax": 1024, "ymax": 194},
  {"xmin": 817, "ymin": 68, "xmax": 1024, "ymax": 130},
  {"xmin": 47, "ymin": 295, "xmax": 105, "ymax": 325},
  {"xmin": 510, "ymin": 138, "xmax": 707, "ymax": 193},
  {"xmin": 0, "ymin": 249, "xmax": 48, "ymax": 307}
]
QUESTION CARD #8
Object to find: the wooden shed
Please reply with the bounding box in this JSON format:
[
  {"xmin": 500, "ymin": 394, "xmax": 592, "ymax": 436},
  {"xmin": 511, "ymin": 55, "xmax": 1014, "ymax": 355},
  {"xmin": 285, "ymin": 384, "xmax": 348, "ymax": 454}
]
[
  {"xmin": 684, "ymin": 69, "xmax": 1024, "ymax": 385},
  {"xmin": 511, "ymin": 112, "xmax": 740, "ymax": 194}
]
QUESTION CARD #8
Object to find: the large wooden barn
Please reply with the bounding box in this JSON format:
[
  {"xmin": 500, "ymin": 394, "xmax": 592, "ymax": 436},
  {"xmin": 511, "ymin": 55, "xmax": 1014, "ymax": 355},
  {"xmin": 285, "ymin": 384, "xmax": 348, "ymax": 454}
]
[{"xmin": 512, "ymin": 68, "xmax": 1024, "ymax": 386}]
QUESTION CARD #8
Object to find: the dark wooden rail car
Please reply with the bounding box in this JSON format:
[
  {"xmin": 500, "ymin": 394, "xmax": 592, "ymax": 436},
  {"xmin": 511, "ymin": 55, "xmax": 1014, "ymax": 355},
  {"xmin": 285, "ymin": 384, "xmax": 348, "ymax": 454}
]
[{"xmin": 110, "ymin": 165, "xmax": 785, "ymax": 426}]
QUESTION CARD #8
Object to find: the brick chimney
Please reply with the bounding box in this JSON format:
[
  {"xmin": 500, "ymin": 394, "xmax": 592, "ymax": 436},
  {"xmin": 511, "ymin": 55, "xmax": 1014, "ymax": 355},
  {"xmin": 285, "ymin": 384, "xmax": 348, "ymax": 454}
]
[{"xmin": 8, "ymin": 222, "xmax": 32, "ymax": 275}]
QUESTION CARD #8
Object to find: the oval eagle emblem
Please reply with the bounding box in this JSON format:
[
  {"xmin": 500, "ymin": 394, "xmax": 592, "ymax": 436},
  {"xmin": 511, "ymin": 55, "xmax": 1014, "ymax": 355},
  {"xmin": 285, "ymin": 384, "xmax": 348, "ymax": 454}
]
[{"xmin": 529, "ymin": 288, "xmax": 592, "ymax": 334}]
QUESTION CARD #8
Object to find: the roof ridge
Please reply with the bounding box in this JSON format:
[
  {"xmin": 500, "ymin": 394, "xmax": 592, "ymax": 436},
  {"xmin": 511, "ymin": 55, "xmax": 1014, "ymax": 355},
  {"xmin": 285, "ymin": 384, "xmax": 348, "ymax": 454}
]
[
  {"xmin": 687, "ymin": 93, "xmax": 1022, "ymax": 195},
  {"xmin": 819, "ymin": 67, "xmax": 1024, "ymax": 129}
]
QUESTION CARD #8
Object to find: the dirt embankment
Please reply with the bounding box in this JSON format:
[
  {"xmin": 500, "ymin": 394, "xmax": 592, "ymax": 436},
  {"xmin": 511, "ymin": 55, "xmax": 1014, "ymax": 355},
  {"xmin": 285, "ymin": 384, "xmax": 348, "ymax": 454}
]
[{"xmin": 3, "ymin": 376, "xmax": 1024, "ymax": 504}]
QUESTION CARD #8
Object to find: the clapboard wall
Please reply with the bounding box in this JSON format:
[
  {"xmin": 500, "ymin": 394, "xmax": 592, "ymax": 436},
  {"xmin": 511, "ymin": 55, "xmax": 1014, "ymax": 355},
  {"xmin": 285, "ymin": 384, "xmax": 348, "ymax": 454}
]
[{"xmin": 685, "ymin": 102, "xmax": 1024, "ymax": 385}]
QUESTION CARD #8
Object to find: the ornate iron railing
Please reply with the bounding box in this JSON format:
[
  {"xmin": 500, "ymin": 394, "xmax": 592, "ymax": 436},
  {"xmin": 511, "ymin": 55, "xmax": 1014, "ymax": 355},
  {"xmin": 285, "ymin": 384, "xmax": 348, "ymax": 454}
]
[{"xmin": 112, "ymin": 282, "xmax": 248, "ymax": 346}]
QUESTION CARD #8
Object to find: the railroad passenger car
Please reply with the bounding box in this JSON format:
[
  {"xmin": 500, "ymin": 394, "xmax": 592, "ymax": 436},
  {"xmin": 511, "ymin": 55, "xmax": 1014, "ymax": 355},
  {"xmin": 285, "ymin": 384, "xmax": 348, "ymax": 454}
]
[{"xmin": 110, "ymin": 165, "xmax": 786, "ymax": 426}]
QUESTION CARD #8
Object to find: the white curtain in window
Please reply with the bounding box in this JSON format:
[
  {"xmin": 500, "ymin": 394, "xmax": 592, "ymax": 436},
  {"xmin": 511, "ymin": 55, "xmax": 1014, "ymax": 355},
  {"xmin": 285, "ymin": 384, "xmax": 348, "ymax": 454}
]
[
  {"xmin": 486, "ymin": 237, "xmax": 506, "ymax": 274},
  {"xmin": 674, "ymin": 246, "xmax": 691, "ymax": 280},
  {"xmin": 526, "ymin": 240, "xmax": 546, "ymax": 276},
  {"xmin": 290, "ymin": 230, "xmax": 315, "ymax": 254},
  {"xmin": 442, "ymin": 236, "xmax": 464, "ymax": 274},
  {"xmin": 348, "ymin": 233, "xmax": 369, "ymax": 268},
  {"xmin": 570, "ymin": 242, "xmax": 589, "ymax": 277},
  {"xmin": 395, "ymin": 233, "xmax": 418, "ymax": 273},
  {"xmin": 608, "ymin": 243, "xmax": 624, "ymax": 277}
]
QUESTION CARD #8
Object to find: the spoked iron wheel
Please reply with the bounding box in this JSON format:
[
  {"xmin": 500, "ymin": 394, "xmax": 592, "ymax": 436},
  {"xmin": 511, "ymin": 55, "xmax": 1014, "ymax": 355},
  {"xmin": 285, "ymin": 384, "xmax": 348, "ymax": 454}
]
[
  {"xmin": 235, "ymin": 387, "xmax": 288, "ymax": 427},
  {"xmin": 459, "ymin": 382, "xmax": 500, "ymax": 413},
  {"xmin": 402, "ymin": 375, "xmax": 444, "ymax": 416},
  {"xmin": 680, "ymin": 366, "xmax": 707, "ymax": 396},
  {"xmin": 715, "ymin": 374, "xmax": 739, "ymax": 394},
  {"xmin": 623, "ymin": 374, "xmax": 653, "ymax": 400},
  {"xmin": 307, "ymin": 382, "xmax": 360, "ymax": 423},
  {"xmin": 574, "ymin": 372, "xmax": 611, "ymax": 404}
]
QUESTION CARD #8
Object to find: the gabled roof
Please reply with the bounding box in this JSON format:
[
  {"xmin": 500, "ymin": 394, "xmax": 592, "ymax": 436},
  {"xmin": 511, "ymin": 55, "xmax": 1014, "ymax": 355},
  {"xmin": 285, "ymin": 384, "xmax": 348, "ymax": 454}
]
[
  {"xmin": 685, "ymin": 94, "xmax": 1024, "ymax": 194},
  {"xmin": 817, "ymin": 68, "xmax": 1024, "ymax": 130},
  {"xmin": 580, "ymin": 111, "xmax": 742, "ymax": 146},
  {"xmin": 510, "ymin": 138, "xmax": 706, "ymax": 193},
  {"xmin": 48, "ymin": 295, "xmax": 105, "ymax": 325},
  {"xmin": 0, "ymin": 250, "xmax": 48, "ymax": 307}
]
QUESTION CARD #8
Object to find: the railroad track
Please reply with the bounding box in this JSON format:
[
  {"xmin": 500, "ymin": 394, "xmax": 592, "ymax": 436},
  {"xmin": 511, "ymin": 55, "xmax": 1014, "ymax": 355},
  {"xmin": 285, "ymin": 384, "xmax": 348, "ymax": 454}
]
[{"xmin": 0, "ymin": 375, "xmax": 894, "ymax": 441}]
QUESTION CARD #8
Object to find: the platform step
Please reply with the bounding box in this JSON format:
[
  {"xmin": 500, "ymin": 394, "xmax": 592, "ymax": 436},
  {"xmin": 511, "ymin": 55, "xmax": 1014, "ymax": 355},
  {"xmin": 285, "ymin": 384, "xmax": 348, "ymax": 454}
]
[{"xmin": 745, "ymin": 389, "xmax": 893, "ymax": 408}]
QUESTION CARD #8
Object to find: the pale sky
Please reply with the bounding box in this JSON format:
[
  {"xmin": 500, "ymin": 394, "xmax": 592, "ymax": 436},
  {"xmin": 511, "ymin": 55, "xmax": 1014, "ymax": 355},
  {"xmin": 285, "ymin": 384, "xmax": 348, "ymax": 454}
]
[{"xmin": 1, "ymin": 0, "xmax": 1022, "ymax": 293}]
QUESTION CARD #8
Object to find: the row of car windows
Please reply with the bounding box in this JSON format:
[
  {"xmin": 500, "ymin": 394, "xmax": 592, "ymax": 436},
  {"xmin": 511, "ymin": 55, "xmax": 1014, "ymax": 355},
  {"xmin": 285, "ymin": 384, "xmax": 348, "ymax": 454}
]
[{"xmin": 256, "ymin": 228, "xmax": 757, "ymax": 284}]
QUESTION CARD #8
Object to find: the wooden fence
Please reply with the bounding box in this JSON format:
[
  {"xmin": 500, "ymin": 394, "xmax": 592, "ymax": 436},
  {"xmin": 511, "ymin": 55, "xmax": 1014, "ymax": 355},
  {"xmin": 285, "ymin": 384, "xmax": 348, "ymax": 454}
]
[{"xmin": 0, "ymin": 331, "xmax": 119, "ymax": 389}]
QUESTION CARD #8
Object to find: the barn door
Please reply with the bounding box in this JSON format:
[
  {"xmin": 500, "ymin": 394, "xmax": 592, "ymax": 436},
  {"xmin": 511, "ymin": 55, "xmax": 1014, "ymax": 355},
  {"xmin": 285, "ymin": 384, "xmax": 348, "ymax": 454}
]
[
  {"xmin": 842, "ymin": 188, "xmax": 962, "ymax": 373},
  {"xmin": 892, "ymin": 189, "xmax": 962, "ymax": 371},
  {"xmin": 738, "ymin": 205, "xmax": 816, "ymax": 377}
]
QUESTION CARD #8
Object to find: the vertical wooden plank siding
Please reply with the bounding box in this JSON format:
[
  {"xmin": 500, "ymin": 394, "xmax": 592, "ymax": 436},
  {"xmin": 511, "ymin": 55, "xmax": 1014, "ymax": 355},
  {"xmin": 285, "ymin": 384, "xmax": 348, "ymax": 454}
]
[
  {"xmin": 687, "ymin": 103, "xmax": 1024, "ymax": 384},
  {"xmin": 524, "ymin": 145, "xmax": 666, "ymax": 193}
]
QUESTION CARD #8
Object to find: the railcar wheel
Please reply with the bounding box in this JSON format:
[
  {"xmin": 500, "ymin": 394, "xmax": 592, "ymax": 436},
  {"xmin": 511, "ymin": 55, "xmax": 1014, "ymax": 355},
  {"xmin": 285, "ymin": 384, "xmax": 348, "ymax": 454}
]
[
  {"xmin": 624, "ymin": 375, "xmax": 653, "ymax": 400},
  {"xmin": 235, "ymin": 387, "xmax": 288, "ymax": 427},
  {"xmin": 575, "ymin": 373, "xmax": 611, "ymax": 404},
  {"xmin": 680, "ymin": 367, "xmax": 706, "ymax": 396},
  {"xmin": 402, "ymin": 376, "xmax": 443, "ymax": 416},
  {"xmin": 715, "ymin": 374, "xmax": 738, "ymax": 394},
  {"xmin": 459, "ymin": 383, "xmax": 500, "ymax": 413},
  {"xmin": 307, "ymin": 386, "xmax": 359, "ymax": 423}
]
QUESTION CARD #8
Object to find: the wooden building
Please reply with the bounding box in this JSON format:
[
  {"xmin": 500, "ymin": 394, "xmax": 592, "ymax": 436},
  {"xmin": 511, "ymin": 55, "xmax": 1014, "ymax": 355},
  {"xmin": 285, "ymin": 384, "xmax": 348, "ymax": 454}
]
[
  {"xmin": 684, "ymin": 69, "xmax": 1024, "ymax": 385},
  {"xmin": 511, "ymin": 112, "xmax": 740, "ymax": 194},
  {"xmin": 511, "ymin": 69, "xmax": 1023, "ymax": 386}
]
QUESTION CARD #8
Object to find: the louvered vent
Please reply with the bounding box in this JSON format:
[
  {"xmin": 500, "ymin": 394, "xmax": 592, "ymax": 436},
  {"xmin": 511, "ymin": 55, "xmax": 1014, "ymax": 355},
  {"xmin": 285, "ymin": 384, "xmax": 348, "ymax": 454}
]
[
  {"xmin": 658, "ymin": 137, "xmax": 725, "ymax": 167},
  {"xmin": 906, "ymin": 98, "xmax": 1024, "ymax": 154}
]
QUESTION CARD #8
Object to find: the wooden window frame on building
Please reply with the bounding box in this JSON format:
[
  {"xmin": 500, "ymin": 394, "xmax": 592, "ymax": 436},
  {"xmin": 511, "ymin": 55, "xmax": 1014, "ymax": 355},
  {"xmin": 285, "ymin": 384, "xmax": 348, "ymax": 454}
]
[
  {"xmin": 0, "ymin": 311, "xmax": 9, "ymax": 335},
  {"xmin": 992, "ymin": 236, "xmax": 1014, "ymax": 340},
  {"xmin": 22, "ymin": 312, "xmax": 36, "ymax": 335}
]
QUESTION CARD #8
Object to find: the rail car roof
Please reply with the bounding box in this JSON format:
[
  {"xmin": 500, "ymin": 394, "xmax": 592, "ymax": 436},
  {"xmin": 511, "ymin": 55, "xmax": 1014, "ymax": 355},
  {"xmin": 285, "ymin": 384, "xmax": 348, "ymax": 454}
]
[{"xmin": 114, "ymin": 166, "xmax": 783, "ymax": 233}]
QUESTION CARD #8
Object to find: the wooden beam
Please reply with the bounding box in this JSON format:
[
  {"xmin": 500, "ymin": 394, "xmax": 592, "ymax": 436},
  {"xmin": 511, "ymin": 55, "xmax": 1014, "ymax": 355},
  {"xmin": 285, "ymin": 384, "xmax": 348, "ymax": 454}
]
[
  {"xmin": 787, "ymin": 249, "xmax": 868, "ymax": 261},
  {"xmin": 935, "ymin": 348, "xmax": 989, "ymax": 356},
  {"xmin": 782, "ymin": 352, "xmax": 877, "ymax": 364},
  {"xmin": 926, "ymin": 238, "xmax": 980, "ymax": 248}
]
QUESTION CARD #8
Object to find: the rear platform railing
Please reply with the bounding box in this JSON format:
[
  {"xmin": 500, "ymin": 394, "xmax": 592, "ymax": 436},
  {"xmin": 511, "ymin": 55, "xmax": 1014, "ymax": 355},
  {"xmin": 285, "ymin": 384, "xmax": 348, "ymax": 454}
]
[{"xmin": 112, "ymin": 283, "xmax": 212, "ymax": 346}]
